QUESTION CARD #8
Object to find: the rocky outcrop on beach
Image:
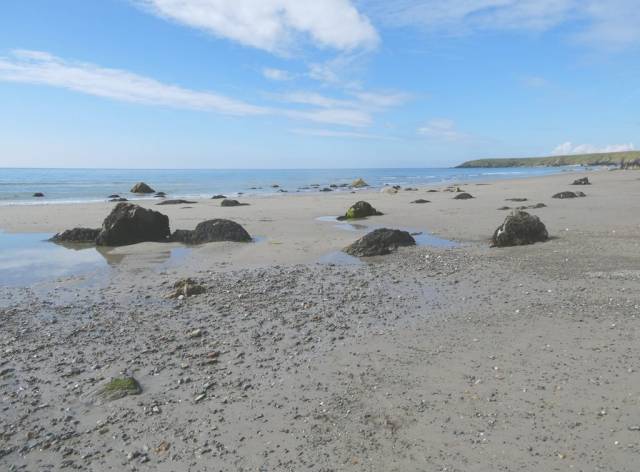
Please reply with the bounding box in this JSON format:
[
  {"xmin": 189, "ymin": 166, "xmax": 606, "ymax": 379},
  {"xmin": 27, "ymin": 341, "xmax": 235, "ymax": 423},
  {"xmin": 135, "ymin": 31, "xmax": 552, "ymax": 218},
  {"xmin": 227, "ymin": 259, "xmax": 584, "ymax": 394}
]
[
  {"xmin": 156, "ymin": 199, "xmax": 196, "ymax": 205},
  {"xmin": 553, "ymin": 191, "xmax": 585, "ymax": 199},
  {"xmin": 344, "ymin": 228, "xmax": 416, "ymax": 257},
  {"xmin": 51, "ymin": 227, "xmax": 100, "ymax": 243},
  {"xmin": 351, "ymin": 178, "xmax": 369, "ymax": 188},
  {"xmin": 220, "ymin": 199, "xmax": 248, "ymax": 207},
  {"xmin": 572, "ymin": 177, "xmax": 590, "ymax": 185},
  {"xmin": 411, "ymin": 199, "xmax": 430, "ymax": 204},
  {"xmin": 491, "ymin": 210, "xmax": 548, "ymax": 247},
  {"xmin": 130, "ymin": 182, "xmax": 155, "ymax": 194},
  {"xmin": 96, "ymin": 203, "xmax": 170, "ymax": 246},
  {"xmin": 454, "ymin": 192, "xmax": 474, "ymax": 200},
  {"xmin": 337, "ymin": 201, "xmax": 383, "ymax": 220},
  {"xmin": 170, "ymin": 219, "xmax": 251, "ymax": 244}
]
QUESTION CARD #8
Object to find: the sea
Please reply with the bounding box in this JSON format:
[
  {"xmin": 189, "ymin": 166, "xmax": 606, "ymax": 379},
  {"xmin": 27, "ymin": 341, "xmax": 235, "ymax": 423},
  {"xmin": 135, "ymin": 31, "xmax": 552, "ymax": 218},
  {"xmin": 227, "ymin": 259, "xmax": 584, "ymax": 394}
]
[{"xmin": 0, "ymin": 167, "xmax": 577, "ymax": 205}]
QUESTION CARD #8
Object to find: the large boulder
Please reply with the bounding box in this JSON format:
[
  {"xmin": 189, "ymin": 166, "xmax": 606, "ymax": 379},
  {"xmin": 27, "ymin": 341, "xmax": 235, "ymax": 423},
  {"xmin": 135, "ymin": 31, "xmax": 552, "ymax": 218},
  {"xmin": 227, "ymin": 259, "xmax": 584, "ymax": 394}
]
[
  {"xmin": 130, "ymin": 182, "xmax": 155, "ymax": 194},
  {"xmin": 491, "ymin": 210, "xmax": 548, "ymax": 247},
  {"xmin": 351, "ymin": 178, "xmax": 369, "ymax": 188},
  {"xmin": 344, "ymin": 228, "xmax": 416, "ymax": 257},
  {"xmin": 96, "ymin": 203, "xmax": 170, "ymax": 246},
  {"xmin": 170, "ymin": 219, "xmax": 251, "ymax": 244},
  {"xmin": 51, "ymin": 227, "xmax": 100, "ymax": 243},
  {"xmin": 572, "ymin": 177, "xmax": 590, "ymax": 185},
  {"xmin": 337, "ymin": 201, "xmax": 383, "ymax": 220}
]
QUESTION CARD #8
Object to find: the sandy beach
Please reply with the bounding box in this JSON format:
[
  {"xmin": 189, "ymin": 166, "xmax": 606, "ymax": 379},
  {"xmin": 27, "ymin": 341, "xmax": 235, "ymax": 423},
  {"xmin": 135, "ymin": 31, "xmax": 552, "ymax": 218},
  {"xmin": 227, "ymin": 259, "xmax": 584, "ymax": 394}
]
[{"xmin": 2, "ymin": 169, "xmax": 640, "ymax": 471}]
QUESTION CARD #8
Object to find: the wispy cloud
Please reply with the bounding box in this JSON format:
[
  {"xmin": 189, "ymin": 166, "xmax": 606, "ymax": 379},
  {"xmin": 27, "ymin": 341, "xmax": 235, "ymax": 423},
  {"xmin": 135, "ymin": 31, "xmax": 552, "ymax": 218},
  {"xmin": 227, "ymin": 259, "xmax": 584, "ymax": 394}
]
[
  {"xmin": 137, "ymin": 0, "xmax": 379, "ymax": 54},
  {"xmin": 418, "ymin": 118, "xmax": 469, "ymax": 142},
  {"xmin": 285, "ymin": 108, "xmax": 372, "ymax": 127},
  {"xmin": 0, "ymin": 49, "xmax": 265, "ymax": 115},
  {"xmin": 552, "ymin": 141, "xmax": 636, "ymax": 155},
  {"xmin": 262, "ymin": 67, "xmax": 293, "ymax": 81}
]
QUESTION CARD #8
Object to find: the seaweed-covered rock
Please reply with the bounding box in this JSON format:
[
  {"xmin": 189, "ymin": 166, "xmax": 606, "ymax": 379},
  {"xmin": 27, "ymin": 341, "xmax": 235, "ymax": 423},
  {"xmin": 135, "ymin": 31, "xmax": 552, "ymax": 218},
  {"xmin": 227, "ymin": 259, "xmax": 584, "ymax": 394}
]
[
  {"xmin": 156, "ymin": 199, "xmax": 196, "ymax": 205},
  {"xmin": 411, "ymin": 199, "xmax": 430, "ymax": 204},
  {"xmin": 95, "ymin": 377, "xmax": 142, "ymax": 402},
  {"xmin": 351, "ymin": 178, "xmax": 369, "ymax": 188},
  {"xmin": 454, "ymin": 192, "xmax": 474, "ymax": 200},
  {"xmin": 572, "ymin": 177, "xmax": 590, "ymax": 185},
  {"xmin": 220, "ymin": 199, "xmax": 248, "ymax": 207},
  {"xmin": 51, "ymin": 227, "xmax": 100, "ymax": 243},
  {"xmin": 167, "ymin": 278, "xmax": 206, "ymax": 299},
  {"xmin": 96, "ymin": 203, "xmax": 170, "ymax": 246},
  {"xmin": 344, "ymin": 228, "xmax": 416, "ymax": 257},
  {"xmin": 170, "ymin": 219, "xmax": 251, "ymax": 244},
  {"xmin": 552, "ymin": 191, "xmax": 584, "ymax": 199},
  {"xmin": 130, "ymin": 182, "xmax": 155, "ymax": 194},
  {"xmin": 491, "ymin": 210, "xmax": 548, "ymax": 247},
  {"xmin": 337, "ymin": 201, "xmax": 383, "ymax": 220}
]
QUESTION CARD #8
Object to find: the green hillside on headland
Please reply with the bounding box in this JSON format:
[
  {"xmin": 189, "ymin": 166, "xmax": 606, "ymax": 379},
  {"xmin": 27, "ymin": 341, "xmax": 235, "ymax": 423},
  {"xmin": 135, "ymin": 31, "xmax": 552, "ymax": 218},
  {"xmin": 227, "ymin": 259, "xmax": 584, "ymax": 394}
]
[{"xmin": 456, "ymin": 151, "xmax": 640, "ymax": 168}]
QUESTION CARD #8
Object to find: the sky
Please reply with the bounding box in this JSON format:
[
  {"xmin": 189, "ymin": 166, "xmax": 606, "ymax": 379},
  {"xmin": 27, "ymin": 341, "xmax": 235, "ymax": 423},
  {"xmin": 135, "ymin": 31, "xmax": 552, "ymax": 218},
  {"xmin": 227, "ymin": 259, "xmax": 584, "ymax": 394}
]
[{"xmin": 0, "ymin": 0, "xmax": 639, "ymax": 169}]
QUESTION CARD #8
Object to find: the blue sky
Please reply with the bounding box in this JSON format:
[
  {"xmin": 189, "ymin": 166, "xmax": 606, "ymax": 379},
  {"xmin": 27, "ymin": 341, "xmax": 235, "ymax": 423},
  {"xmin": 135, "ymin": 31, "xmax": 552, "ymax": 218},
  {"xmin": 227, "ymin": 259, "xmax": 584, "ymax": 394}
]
[{"xmin": 0, "ymin": 0, "xmax": 639, "ymax": 168}]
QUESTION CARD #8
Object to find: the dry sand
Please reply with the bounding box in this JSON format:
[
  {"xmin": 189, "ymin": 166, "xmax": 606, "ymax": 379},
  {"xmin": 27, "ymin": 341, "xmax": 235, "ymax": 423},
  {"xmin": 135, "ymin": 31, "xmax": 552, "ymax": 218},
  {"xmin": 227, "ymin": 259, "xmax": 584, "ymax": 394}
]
[{"xmin": 2, "ymin": 169, "xmax": 640, "ymax": 471}]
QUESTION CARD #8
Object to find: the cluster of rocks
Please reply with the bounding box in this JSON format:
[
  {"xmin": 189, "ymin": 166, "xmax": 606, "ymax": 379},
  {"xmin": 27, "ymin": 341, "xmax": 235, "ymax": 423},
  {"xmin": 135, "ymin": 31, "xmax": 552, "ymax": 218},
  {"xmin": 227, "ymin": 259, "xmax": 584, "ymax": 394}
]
[
  {"xmin": 572, "ymin": 177, "xmax": 590, "ymax": 185},
  {"xmin": 553, "ymin": 191, "xmax": 586, "ymax": 199},
  {"xmin": 51, "ymin": 202, "xmax": 252, "ymax": 247}
]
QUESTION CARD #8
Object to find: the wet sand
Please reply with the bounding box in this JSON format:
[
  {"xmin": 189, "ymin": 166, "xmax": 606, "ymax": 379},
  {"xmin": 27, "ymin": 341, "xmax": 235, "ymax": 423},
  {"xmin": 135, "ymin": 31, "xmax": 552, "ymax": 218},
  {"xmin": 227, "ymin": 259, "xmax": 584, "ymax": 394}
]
[{"xmin": 2, "ymin": 169, "xmax": 640, "ymax": 471}]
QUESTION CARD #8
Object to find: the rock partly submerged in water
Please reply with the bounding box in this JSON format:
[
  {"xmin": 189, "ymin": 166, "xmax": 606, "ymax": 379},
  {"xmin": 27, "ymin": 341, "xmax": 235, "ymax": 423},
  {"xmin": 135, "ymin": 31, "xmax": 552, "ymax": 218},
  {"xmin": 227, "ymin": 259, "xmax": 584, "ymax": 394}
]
[
  {"xmin": 51, "ymin": 227, "xmax": 100, "ymax": 243},
  {"xmin": 170, "ymin": 219, "xmax": 251, "ymax": 244},
  {"xmin": 96, "ymin": 203, "xmax": 170, "ymax": 246},
  {"xmin": 156, "ymin": 199, "xmax": 196, "ymax": 205},
  {"xmin": 572, "ymin": 177, "xmax": 590, "ymax": 185},
  {"xmin": 130, "ymin": 182, "xmax": 155, "ymax": 194},
  {"xmin": 344, "ymin": 228, "xmax": 416, "ymax": 257},
  {"xmin": 337, "ymin": 201, "xmax": 383, "ymax": 220},
  {"xmin": 454, "ymin": 192, "xmax": 474, "ymax": 200},
  {"xmin": 220, "ymin": 199, "xmax": 249, "ymax": 207},
  {"xmin": 552, "ymin": 191, "xmax": 585, "ymax": 199},
  {"xmin": 94, "ymin": 376, "xmax": 142, "ymax": 402},
  {"xmin": 491, "ymin": 210, "xmax": 549, "ymax": 247},
  {"xmin": 33, "ymin": 192, "xmax": 44, "ymax": 197},
  {"xmin": 351, "ymin": 178, "xmax": 369, "ymax": 188}
]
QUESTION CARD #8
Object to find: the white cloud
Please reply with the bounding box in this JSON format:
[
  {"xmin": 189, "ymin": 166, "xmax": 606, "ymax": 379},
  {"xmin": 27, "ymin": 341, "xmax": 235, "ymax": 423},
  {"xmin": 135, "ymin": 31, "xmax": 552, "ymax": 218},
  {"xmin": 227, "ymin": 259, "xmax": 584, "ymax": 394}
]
[
  {"xmin": 138, "ymin": 0, "xmax": 379, "ymax": 54},
  {"xmin": 418, "ymin": 118, "xmax": 469, "ymax": 142},
  {"xmin": 552, "ymin": 141, "xmax": 636, "ymax": 155},
  {"xmin": 363, "ymin": 0, "xmax": 640, "ymax": 48},
  {"xmin": 290, "ymin": 128, "xmax": 389, "ymax": 139},
  {"xmin": 278, "ymin": 91, "xmax": 356, "ymax": 109},
  {"xmin": 262, "ymin": 67, "xmax": 292, "ymax": 81},
  {"xmin": 0, "ymin": 49, "xmax": 265, "ymax": 116}
]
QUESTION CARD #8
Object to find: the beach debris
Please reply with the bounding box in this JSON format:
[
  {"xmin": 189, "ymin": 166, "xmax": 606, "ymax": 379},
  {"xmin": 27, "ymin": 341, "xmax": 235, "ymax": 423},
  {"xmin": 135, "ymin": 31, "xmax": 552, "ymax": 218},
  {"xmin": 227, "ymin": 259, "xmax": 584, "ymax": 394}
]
[
  {"xmin": 337, "ymin": 201, "xmax": 383, "ymax": 220},
  {"xmin": 220, "ymin": 199, "xmax": 249, "ymax": 207},
  {"xmin": 156, "ymin": 199, "xmax": 197, "ymax": 205},
  {"xmin": 170, "ymin": 219, "xmax": 252, "ymax": 244},
  {"xmin": 130, "ymin": 182, "xmax": 155, "ymax": 194},
  {"xmin": 454, "ymin": 192, "xmax": 474, "ymax": 200},
  {"xmin": 33, "ymin": 192, "xmax": 44, "ymax": 197},
  {"xmin": 411, "ymin": 199, "xmax": 430, "ymax": 204},
  {"xmin": 51, "ymin": 227, "xmax": 100, "ymax": 243},
  {"xmin": 167, "ymin": 278, "xmax": 206, "ymax": 299},
  {"xmin": 491, "ymin": 210, "xmax": 548, "ymax": 247},
  {"xmin": 211, "ymin": 194, "xmax": 227, "ymax": 199},
  {"xmin": 572, "ymin": 177, "xmax": 591, "ymax": 185},
  {"xmin": 553, "ymin": 191, "xmax": 585, "ymax": 199},
  {"xmin": 351, "ymin": 178, "xmax": 369, "ymax": 188},
  {"xmin": 344, "ymin": 228, "xmax": 416, "ymax": 257},
  {"xmin": 95, "ymin": 376, "xmax": 142, "ymax": 402},
  {"xmin": 96, "ymin": 202, "xmax": 170, "ymax": 246},
  {"xmin": 381, "ymin": 186, "xmax": 399, "ymax": 195}
]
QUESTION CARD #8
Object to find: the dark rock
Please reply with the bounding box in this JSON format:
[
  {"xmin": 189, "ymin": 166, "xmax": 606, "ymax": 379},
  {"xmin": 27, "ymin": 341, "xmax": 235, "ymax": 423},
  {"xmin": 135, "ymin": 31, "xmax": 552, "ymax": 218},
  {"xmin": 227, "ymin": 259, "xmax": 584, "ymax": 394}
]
[
  {"xmin": 344, "ymin": 228, "xmax": 416, "ymax": 257},
  {"xmin": 96, "ymin": 203, "xmax": 170, "ymax": 246},
  {"xmin": 110, "ymin": 197, "xmax": 128, "ymax": 202},
  {"xmin": 167, "ymin": 278, "xmax": 206, "ymax": 299},
  {"xmin": 506, "ymin": 198, "xmax": 528, "ymax": 202},
  {"xmin": 33, "ymin": 192, "xmax": 44, "ymax": 197},
  {"xmin": 156, "ymin": 199, "xmax": 196, "ymax": 205},
  {"xmin": 320, "ymin": 188, "xmax": 333, "ymax": 192},
  {"xmin": 107, "ymin": 194, "xmax": 120, "ymax": 199},
  {"xmin": 329, "ymin": 184, "xmax": 338, "ymax": 188},
  {"xmin": 220, "ymin": 199, "xmax": 248, "ymax": 207},
  {"xmin": 404, "ymin": 187, "xmax": 419, "ymax": 191},
  {"xmin": 277, "ymin": 189, "xmax": 288, "ymax": 193},
  {"xmin": 130, "ymin": 182, "xmax": 155, "ymax": 194},
  {"xmin": 498, "ymin": 206, "xmax": 511, "ymax": 211},
  {"xmin": 170, "ymin": 219, "xmax": 251, "ymax": 244},
  {"xmin": 211, "ymin": 194, "xmax": 227, "ymax": 199},
  {"xmin": 95, "ymin": 377, "xmax": 142, "ymax": 402},
  {"xmin": 454, "ymin": 192, "xmax": 474, "ymax": 200},
  {"xmin": 51, "ymin": 227, "xmax": 100, "ymax": 243},
  {"xmin": 154, "ymin": 192, "xmax": 167, "ymax": 198},
  {"xmin": 411, "ymin": 199, "xmax": 430, "ymax": 204},
  {"xmin": 271, "ymin": 184, "xmax": 280, "ymax": 188},
  {"xmin": 552, "ymin": 191, "xmax": 585, "ymax": 199},
  {"xmin": 337, "ymin": 201, "xmax": 383, "ymax": 220},
  {"xmin": 426, "ymin": 189, "xmax": 438, "ymax": 192},
  {"xmin": 491, "ymin": 210, "xmax": 549, "ymax": 247},
  {"xmin": 572, "ymin": 177, "xmax": 590, "ymax": 185}
]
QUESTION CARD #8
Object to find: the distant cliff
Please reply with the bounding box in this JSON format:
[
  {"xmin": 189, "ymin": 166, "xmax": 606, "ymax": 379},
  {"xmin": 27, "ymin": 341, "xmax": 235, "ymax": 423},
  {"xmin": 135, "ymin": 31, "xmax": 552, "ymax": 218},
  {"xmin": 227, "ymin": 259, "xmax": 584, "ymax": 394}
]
[{"xmin": 456, "ymin": 151, "xmax": 640, "ymax": 168}]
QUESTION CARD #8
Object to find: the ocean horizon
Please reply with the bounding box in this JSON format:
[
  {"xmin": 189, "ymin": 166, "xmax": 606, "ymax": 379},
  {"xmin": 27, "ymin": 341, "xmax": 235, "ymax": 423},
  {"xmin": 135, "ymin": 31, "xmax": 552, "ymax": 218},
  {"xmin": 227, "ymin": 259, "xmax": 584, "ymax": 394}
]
[{"xmin": 0, "ymin": 166, "xmax": 577, "ymax": 205}]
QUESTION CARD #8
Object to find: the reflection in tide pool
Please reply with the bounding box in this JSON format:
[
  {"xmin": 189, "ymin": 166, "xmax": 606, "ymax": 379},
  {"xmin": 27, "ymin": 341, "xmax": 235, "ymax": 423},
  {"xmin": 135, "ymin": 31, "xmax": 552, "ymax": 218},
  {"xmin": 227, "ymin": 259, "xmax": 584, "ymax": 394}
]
[{"xmin": 0, "ymin": 232, "xmax": 191, "ymax": 287}]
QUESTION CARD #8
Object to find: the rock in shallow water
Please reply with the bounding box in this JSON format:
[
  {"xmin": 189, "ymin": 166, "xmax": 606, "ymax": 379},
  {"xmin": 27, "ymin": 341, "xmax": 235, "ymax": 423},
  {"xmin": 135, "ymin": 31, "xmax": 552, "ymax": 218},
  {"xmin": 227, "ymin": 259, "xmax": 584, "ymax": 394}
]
[
  {"xmin": 130, "ymin": 182, "xmax": 155, "ymax": 194},
  {"xmin": 170, "ymin": 219, "xmax": 251, "ymax": 244},
  {"xmin": 351, "ymin": 178, "xmax": 369, "ymax": 188},
  {"xmin": 96, "ymin": 203, "xmax": 170, "ymax": 246},
  {"xmin": 337, "ymin": 201, "xmax": 383, "ymax": 220},
  {"xmin": 491, "ymin": 210, "xmax": 548, "ymax": 247},
  {"xmin": 344, "ymin": 228, "xmax": 416, "ymax": 257},
  {"xmin": 51, "ymin": 227, "xmax": 100, "ymax": 243}
]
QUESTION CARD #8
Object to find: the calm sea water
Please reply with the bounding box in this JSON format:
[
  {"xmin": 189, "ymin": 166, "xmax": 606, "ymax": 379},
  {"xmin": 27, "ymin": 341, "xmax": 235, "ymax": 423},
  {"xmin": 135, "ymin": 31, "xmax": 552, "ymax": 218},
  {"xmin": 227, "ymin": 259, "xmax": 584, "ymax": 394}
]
[{"xmin": 0, "ymin": 167, "xmax": 574, "ymax": 205}]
